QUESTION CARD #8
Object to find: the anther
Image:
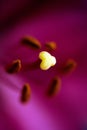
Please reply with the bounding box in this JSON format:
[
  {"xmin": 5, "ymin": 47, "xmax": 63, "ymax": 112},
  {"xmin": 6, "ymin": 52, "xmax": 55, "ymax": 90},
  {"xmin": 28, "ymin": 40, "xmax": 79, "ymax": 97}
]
[
  {"xmin": 45, "ymin": 42, "xmax": 57, "ymax": 51},
  {"xmin": 47, "ymin": 77, "xmax": 61, "ymax": 97},
  {"xmin": 60, "ymin": 59, "xmax": 77, "ymax": 74},
  {"xmin": 21, "ymin": 83, "xmax": 31, "ymax": 103},
  {"xmin": 39, "ymin": 51, "xmax": 56, "ymax": 70},
  {"xmin": 6, "ymin": 59, "xmax": 21, "ymax": 74},
  {"xmin": 21, "ymin": 36, "xmax": 41, "ymax": 49}
]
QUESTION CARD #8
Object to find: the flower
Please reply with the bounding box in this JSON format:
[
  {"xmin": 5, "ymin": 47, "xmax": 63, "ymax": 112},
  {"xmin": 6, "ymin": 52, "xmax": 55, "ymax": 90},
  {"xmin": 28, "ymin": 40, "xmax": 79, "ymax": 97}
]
[{"xmin": 0, "ymin": 0, "xmax": 87, "ymax": 130}]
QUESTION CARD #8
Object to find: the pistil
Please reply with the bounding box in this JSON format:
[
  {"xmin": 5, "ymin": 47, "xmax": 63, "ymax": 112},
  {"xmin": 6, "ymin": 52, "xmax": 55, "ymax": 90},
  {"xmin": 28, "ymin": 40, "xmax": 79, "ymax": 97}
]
[{"xmin": 39, "ymin": 51, "xmax": 56, "ymax": 70}]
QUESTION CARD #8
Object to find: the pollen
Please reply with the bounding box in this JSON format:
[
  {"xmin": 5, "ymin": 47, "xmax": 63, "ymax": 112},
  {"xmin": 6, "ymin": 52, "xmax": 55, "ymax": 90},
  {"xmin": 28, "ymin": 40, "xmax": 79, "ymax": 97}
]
[
  {"xmin": 39, "ymin": 51, "xmax": 56, "ymax": 70},
  {"xmin": 47, "ymin": 77, "xmax": 61, "ymax": 97},
  {"xmin": 60, "ymin": 59, "xmax": 77, "ymax": 74},
  {"xmin": 6, "ymin": 59, "xmax": 21, "ymax": 74},
  {"xmin": 45, "ymin": 41, "xmax": 57, "ymax": 50},
  {"xmin": 21, "ymin": 36, "xmax": 41, "ymax": 49},
  {"xmin": 21, "ymin": 83, "xmax": 31, "ymax": 103}
]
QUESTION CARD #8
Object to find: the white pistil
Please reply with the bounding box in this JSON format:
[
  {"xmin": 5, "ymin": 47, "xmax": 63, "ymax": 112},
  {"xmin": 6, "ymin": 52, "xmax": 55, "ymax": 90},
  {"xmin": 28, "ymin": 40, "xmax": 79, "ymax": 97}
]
[{"xmin": 39, "ymin": 51, "xmax": 56, "ymax": 70}]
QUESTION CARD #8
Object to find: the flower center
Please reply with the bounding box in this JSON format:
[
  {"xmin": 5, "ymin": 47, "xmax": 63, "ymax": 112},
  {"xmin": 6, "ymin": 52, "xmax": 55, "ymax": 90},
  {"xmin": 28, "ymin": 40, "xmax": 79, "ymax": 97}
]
[{"xmin": 5, "ymin": 36, "xmax": 77, "ymax": 103}]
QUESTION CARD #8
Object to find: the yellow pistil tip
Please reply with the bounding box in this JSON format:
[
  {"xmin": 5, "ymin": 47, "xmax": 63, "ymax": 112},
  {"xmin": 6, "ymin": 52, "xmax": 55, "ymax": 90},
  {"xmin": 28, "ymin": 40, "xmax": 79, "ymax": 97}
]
[{"xmin": 39, "ymin": 51, "xmax": 56, "ymax": 70}]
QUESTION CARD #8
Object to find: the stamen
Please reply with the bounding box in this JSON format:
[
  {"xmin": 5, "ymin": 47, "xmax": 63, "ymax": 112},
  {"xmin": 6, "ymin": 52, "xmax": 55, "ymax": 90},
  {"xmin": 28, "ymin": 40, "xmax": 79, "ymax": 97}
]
[
  {"xmin": 45, "ymin": 42, "xmax": 57, "ymax": 51},
  {"xmin": 47, "ymin": 77, "xmax": 61, "ymax": 97},
  {"xmin": 6, "ymin": 59, "xmax": 21, "ymax": 74},
  {"xmin": 21, "ymin": 36, "xmax": 41, "ymax": 49},
  {"xmin": 60, "ymin": 59, "xmax": 77, "ymax": 74},
  {"xmin": 39, "ymin": 51, "xmax": 56, "ymax": 70},
  {"xmin": 21, "ymin": 83, "xmax": 31, "ymax": 103}
]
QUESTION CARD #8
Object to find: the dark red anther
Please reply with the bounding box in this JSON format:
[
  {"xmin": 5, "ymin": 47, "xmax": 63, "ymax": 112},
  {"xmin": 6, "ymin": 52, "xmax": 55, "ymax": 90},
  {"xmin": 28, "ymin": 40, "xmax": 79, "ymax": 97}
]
[
  {"xmin": 6, "ymin": 59, "xmax": 21, "ymax": 74},
  {"xmin": 47, "ymin": 76, "xmax": 61, "ymax": 97},
  {"xmin": 21, "ymin": 36, "xmax": 41, "ymax": 49},
  {"xmin": 21, "ymin": 83, "xmax": 31, "ymax": 103}
]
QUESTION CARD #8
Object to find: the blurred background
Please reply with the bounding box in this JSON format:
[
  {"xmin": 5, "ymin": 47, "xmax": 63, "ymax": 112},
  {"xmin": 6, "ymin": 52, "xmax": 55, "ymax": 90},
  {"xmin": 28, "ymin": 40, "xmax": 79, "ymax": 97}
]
[{"xmin": 0, "ymin": 0, "xmax": 87, "ymax": 33}]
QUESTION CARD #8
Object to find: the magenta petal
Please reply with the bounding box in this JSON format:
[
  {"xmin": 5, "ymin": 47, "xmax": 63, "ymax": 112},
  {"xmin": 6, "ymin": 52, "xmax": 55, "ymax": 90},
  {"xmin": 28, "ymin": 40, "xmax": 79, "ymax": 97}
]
[{"xmin": 0, "ymin": 0, "xmax": 87, "ymax": 130}]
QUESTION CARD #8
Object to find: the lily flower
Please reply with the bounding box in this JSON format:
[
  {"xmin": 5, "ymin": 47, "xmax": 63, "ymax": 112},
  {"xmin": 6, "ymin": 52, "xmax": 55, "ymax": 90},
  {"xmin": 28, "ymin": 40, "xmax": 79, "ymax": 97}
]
[{"xmin": 0, "ymin": 0, "xmax": 87, "ymax": 130}]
